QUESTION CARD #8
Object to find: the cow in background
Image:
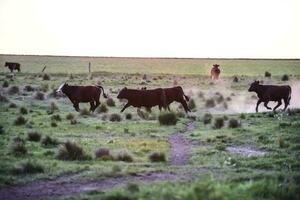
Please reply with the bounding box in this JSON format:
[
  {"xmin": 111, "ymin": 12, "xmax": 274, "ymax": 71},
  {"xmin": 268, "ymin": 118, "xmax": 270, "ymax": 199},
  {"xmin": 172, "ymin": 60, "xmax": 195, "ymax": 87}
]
[
  {"xmin": 5, "ymin": 62, "xmax": 21, "ymax": 72},
  {"xmin": 211, "ymin": 64, "xmax": 220, "ymax": 80}
]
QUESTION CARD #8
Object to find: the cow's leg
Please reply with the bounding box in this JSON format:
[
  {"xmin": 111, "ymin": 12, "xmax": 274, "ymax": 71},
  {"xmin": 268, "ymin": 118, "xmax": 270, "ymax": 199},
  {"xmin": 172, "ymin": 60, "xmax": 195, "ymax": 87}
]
[
  {"xmin": 255, "ymin": 99, "xmax": 262, "ymax": 113},
  {"xmin": 179, "ymin": 99, "xmax": 191, "ymax": 113},
  {"xmin": 121, "ymin": 102, "xmax": 131, "ymax": 113},
  {"xmin": 90, "ymin": 102, "xmax": 95, "ymax": 112},
  {"xmin": 283, "ymin": 98, "xmax": 289, "ymax": 111},
  {"xmin": 167, "ymin": 106, "xmax": 171, "ymax": 111},
  {"xmin": 93, "ymin": 99, "xmax": 100, "ymax": 112},
  {"xmin": 273, "ymin": 100, "xmax": 282, "ymax": 111},
  {"xmin": 264, "ymin": 101, "xmax": 272, "ymax": 110},
  {"xmin": 73, "ymin": 103, "xmax": 80, "ymax": 112}
]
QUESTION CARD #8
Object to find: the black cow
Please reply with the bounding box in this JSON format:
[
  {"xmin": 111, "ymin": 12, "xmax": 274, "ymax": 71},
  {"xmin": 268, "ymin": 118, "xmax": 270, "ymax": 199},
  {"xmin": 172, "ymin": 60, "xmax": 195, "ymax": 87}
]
[
  {"xmin": 56, "ymin": 83, "xmax": 108, "ymax": 112},
  {"xmin": 117, "ymin": 87, "xmax": 167, "ymax": 112},
  {"xmin": 248, "ymin": 80, "xmax": 291, "ymax": 112},
  {"xmin": 5, "ymin": 62, "xmax": 21, "ymax": 72}
]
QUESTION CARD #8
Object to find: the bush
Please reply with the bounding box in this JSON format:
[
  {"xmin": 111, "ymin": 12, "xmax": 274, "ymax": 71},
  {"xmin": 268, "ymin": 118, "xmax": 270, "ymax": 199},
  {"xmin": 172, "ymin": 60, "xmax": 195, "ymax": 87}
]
[
  {"xmin": 95, "ymin": 148, "xmax": 113, "ymax": 160},
  {"xmin": 281, "ymin": 74, "xmax": 289, "ymax": 81},
  {"xmin": 24, "ymin": 85, "xmax": 35, "ymax": 92},
  {"xmin": 14, "ymin": 116, "xmax": 27, "ymax": 125},
  {"xmin": 11, "ymin": 160, "xmax": 44, "ymax": 175},
  {"xmin": 96, "ymin": 103, "xmax": 108, "ymax": 113},
  {"xmin": 34, "ymin": 91, "xmax": 45, "ymax": 100},
  {"xmin": 9, "ymin": 137, "xmax": 27, "ymax": 155},
  {"xmin": 9, "ymin": 102, "xmax": 17, "ymax": 108},
  {"xmin": 158, "ymin": 112, "xmax": 177, "ymax": 125},
  {"xmin": 228, "ymin": 118, "xmax": 240, "ymax": 128},
  {"xmin": 149, "ymin": 152, "xmax": 166, "ymax": 162},
  {"xmin": 188, "ymin": 99, "xmax": 196, "ymax": 110},
  {"xmin": 0, "ymin": 94, "xmax": 9, "ymax": 103},
  {"xmin": 41, "ymin": 135, "xmax": 58, "ymax": 147},
  {"xmin": 51, "ymin": 121, "xmax": 57, "ymax": 127},
  {"xmin": 42, "ymin": 73, "xmax": 51, "ymax": 80},
  {"xmin": 70, "ymin": 119, "xmax": 77, "ymax": 125},
  {"xmin": 51, "ymin": 114, "xmax": 61, "ymax": 121},
  {"xmin": 233, "ymin": 76, "xmax": 239, "ymax": 82},
  {"xmin": 19, "ymin": 107, "xmax": 28, "ymax": 115},
  {"xmin": 80, "ymin": 108, "xmax": 90, "ymax": 116},
  {"xmin": 66, "ymin": 113, "xmax": 75, "ymax": 120},
  {"xmin": 215, "ymin": 94, "xmax": 224, "ymax": 104},
  {"xmin": 125, "ymin": 113, "xmax": 132, "ymax": 120},
  {"xmin": 56, "ymin": 141, "xmax": 87, "ymax": 160},
  {"xmin": 114, "ymin": 150, "xmax": 133, "ymax": 162},
  {"xmin": 213, "ymin": 117, "xmax": 224, "ymax": 129},
  {"xmin": 106, "ymin": 98, "xmax": 116, "ymax": 107},
  {"xmin": 8, "ymin": 86, "xmax": 19, "ymax": 95},
  {"xmin": 265, "ymin": 71, "xmax": 271, "ymax": 77},
  {"xmin": 240, "ymin": 113, "xmax": 246, "ymax": 119},
  {"xmin": 27, "ymin": 131, "xmax": 41, "ymax": 142},
  {"xmin": 205, "ymin": 98, "xmax": 215, "ymax": 108},
  {"xmin": 203, "ymin": 113, "xmax": 213, "ymax": 124},
  {"xmin": 109, "ymin": 113, "xmax": 122, "ymax": 122},
  {"xmin": 0, "ymin": 125, "xmax": 4, "ymax": 135},
  {"xmin": 2, "ymin": 80, "xmax": 9, "ymax": 87}
]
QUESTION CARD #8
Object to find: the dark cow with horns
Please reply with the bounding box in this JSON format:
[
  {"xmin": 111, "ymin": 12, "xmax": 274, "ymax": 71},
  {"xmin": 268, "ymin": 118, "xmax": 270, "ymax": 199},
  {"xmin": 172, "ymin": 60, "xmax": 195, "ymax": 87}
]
[
  {"xmin": 117, "ymin": 87, "xmax": 167, "ymax": 112},
  {"xmin": 5, "ymin": 62, "xmax": 21, "ymax": 72},
  {"xmin": 211, "ymin": 64, "xmax": 220, "ymax": 80},
  {"xmin": 56, "ymin": 83, "xmax": 108, "ymax": 112},
  {"xmin": 248, "ymin": 80, "xmax": 291, "ymax": 112}
]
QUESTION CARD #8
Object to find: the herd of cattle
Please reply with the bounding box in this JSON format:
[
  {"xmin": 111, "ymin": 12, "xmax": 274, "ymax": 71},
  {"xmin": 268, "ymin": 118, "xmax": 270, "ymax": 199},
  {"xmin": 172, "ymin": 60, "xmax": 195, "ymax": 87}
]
[{"xmin": 4, "ymin": 62, "xmax": 292, "ymax": 113}]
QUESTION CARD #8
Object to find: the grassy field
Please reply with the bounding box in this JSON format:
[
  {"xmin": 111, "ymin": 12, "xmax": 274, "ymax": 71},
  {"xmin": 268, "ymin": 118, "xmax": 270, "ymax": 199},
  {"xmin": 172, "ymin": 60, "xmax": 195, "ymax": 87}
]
[{"xmin": 0, "ymin": 55, "xmax": 300, "ymax": 200}]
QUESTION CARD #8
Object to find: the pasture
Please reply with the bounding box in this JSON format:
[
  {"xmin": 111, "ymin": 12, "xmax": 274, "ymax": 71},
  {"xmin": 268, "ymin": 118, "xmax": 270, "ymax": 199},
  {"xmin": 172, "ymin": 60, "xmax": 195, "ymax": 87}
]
[{"xmin": 0, "ymin": 55, "xmax": 300, "ymax": 200}]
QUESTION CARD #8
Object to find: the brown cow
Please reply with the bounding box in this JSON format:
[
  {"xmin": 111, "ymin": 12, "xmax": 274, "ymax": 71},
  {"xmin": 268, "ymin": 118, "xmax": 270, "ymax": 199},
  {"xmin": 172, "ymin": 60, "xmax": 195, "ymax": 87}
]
[
  {"xmin": 5, "ymin": 62, "xmax": 21, "ymax": 72},
  {"xmin": 211, "ymin": 64, "xmax": 220, "ymax": 80},
  {"xmin": 117, "ymin": 87, "xmax": 167, "ymax": 112},
  {"xmin": 248, "ymin": 80, "xmax": 291, "ymax": 112},
  {"xmin": 56, "ymin": 83, "xmax": 108, "ymax": 112},
  {"xmin": 141, "ymin": 86, "xmax": 191, "ymax": 113}
]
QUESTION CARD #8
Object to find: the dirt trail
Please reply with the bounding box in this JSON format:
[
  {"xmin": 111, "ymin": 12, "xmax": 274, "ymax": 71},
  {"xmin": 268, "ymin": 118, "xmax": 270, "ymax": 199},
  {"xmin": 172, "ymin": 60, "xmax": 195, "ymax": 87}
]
[
  {"xmin": 169, "ymin": 121, "xmax": 195, "ymax": 165},
  {"xmin": 0, "ymin": 121, "xmax": 196, "ymax": 200}
]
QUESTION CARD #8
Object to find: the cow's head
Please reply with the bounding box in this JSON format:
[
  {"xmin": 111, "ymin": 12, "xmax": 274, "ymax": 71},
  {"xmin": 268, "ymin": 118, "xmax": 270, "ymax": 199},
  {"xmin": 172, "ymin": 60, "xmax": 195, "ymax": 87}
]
[
  {"xmin": 248, "ymin": 80, "xmax": 260, "ymax": 92},
  {"xmin": 213, "ymin": 64, "xmax": 220, "ymax": 68},
  {"xmin": 117, "ymin": 87, "xmax": 128, "ymax": 99},
  {"xmin": 56, "ymin": 83, "xmax": 68, "ymax": 95},
  {"xmin": 4, "ymin": 62, "xmax": 8, "ymax": 67}
]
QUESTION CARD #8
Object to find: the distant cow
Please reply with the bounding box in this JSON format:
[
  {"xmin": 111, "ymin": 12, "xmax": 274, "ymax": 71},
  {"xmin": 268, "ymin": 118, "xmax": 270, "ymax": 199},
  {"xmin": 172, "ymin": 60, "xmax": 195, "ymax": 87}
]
[
  {"xmin": 56, "ymin": 83, "xmax": 108, "ymax": 112},
  {"xmin": 141, "ymin": 86, "xmax": 191, "ymax": 113},
  {"xmin": 5, "ymin": 62, "xmax": 21, "ymax": 72},
  {"xmin": 211, "ymin": 64, "xmax": 220, "ymax": 80},
  {"xmin": 248, "ymin": 80, "xmax": 291, "ymax": 112},
  {"xmin": 117, "ymin": 87, "xmax": 167, "ymax": 112}
]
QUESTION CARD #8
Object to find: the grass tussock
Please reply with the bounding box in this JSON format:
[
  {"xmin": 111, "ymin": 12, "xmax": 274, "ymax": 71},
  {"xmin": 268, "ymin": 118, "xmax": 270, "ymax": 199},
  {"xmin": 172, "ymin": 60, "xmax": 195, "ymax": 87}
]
[
  {"xmin": 114, "ymin": 150, "xmax": 134, "ymax": 162},
  {"xmin": 2, "ymin": 80, "xmax": 9, "ymax": 87},
  {"xmin": 9, "ymin": 102, "xmax": 17, "ymax": 108},
  {"xmin": 158, "ymin": 112, "xmax": 177, "ymax": 125},
  {"xmin": 8, "ymin": 86, "xmax": 19, "ymax": 95},
  {"xmin": 228, "ymin": 118, "xmax": 241, "ymax": 128},
  {"xmin": 11, "ymin": 160, "xmax": 44, "ymax": 175},
  {"xmin": 24, "ymin": 85, "xmax": 35, "ymax": 92},
  {"xmin": 27, "ymin": 131, "xmax": 41, "ymax": 142},
  {"xmin": 19, "ymin": 107, "xmax": 28, "ymax": 115},
  {"xmin": 188, "ymin": 99, "xmax": 196, "ymax": 110},
  {"xmin": 9, "ymin": 137, "xmax": 27, "ymax": 155},
  {"xmin": 125, "ymin": 113, "xmax": 132, "ymax": 120},
  {"xmin": 42, "ymin": 73, "xmax": 51, "ymax": 80},
  {"xmin": 203, "ymin": 113, "xmax": 213, "ymax": 124},
  {"xmin": 95, "ymin": 148, "xmax": 113, "ymax": 161},
  {"xmin": 47, "ymin": 102, "xmax": 59, "ymax": 114},
  {"xmin": 34, "ymin": 91, "xmax": 45, "ymax": 100},
  {"xmin": 56, "ymin": 141, "xmax": 88, "ymax": 161},
  {"xmin": 106, "ymin": 98, "xmax": 116, "ymax": 107},
  {"xmin": 66, "ymin": 113, "xmax": 75, "ymax": 120},
  {"xmin": 0, "ymin": 94, "xmax": 9, "ymax": 103},
  {"xmin": 205, "ymin": 98, "xmax": 215, "ymax": 108},
  {"xmin": 41, "ymin": 135, "xmax": 59, "ymax": 147},
  {"xmin": 148, "ymin": 152, "xmax": 166, "ymax": 162},
  {"xmin": 51, "ymin": 114, "xmax": 61, "ymax": 122},
  {"xmin": 213, "ymin": 117, "xmax": 224, "ymax": 129},
  {"xmin": 14, "ymin": 116, "xmax": 27, "ymax": 126},
  {"xmin": 109, "ymin": 113, "xmax": 122, "ymax": 122},
  {"xmin": 265, "ymin": 71, "xmax": 271, "ymax": 77},
  {"xmin": 96, "ymin": 103, "xmax": 108, "ymax": 113},
  {"xmin": 80, "ymin": 108, "xmax": 91, "ymax": 116},
  {"xmin": 281, "ymin": 74, "xmax": 289, "ymax": 81}
]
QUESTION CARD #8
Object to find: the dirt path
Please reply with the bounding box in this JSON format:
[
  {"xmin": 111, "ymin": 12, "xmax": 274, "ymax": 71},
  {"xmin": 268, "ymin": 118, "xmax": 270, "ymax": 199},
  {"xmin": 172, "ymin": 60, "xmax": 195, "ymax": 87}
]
[
  {"xmin": 0, "ymin": 121, "xmax": 196, "ymax": 200},
  {"xmin": 169, "ymin": 121, "xmax": 195, "ymax": 165}
]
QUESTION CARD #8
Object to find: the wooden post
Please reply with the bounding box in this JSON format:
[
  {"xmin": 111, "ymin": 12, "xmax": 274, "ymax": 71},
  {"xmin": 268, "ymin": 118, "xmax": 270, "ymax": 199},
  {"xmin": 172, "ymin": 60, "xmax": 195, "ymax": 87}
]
[
  {"xmin": 42, "ymin": 65, "xmax": 47, "ymax": 72},
  {"xmin": 88, "ymin": 62, "xmax": 91, "ymax": 73}
]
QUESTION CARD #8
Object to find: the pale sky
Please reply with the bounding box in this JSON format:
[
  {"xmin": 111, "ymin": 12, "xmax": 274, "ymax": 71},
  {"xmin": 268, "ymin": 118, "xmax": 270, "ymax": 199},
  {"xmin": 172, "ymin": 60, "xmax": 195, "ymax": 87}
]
[{"xmin": 0, "ymin": 0, "xmax": 299, "ymax": 58}]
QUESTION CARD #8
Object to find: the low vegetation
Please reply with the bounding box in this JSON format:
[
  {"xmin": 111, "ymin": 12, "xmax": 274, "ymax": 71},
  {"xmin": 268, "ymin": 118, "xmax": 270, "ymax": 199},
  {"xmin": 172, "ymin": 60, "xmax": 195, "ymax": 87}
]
[{"xmin": 158, "ymin": 112, "xmax": 177, "ymax": 125}]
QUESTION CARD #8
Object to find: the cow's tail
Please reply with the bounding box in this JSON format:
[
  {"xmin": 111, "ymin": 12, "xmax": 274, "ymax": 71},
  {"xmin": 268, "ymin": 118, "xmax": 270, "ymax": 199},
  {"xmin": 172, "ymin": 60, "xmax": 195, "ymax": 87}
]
[
  {"xmin": 287, "ymin": 86, "xmax": 292, "ymax": 105},
  {"xmin": 95, "ymin": 85, "xmax": 108, "ymax": 98},
  {"xmin": 179, "ymin": 87, "xmax": 189, "ymax": 102}
]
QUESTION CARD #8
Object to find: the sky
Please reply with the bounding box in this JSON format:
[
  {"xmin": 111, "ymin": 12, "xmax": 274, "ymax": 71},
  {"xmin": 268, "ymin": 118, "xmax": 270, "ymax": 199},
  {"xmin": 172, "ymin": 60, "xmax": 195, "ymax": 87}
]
[{"xmin": 0, "ymin": 0, "xmax": 299, "ymax": 58}]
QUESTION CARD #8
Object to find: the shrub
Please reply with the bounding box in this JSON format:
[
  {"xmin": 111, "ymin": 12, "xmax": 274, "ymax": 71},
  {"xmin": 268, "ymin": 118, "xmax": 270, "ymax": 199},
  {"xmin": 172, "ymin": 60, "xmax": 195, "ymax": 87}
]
[
  {"xmin": 223, "ymin": 115, "xmax": 228, "ymax": 121},
  {"xmin": 95, "ymin": 148, "xmax": 113, "ymax": 160},
  {"xmin": 8, "ymin": 86, "xmax": 19, "ymax": 95},
  {"xmin": 42, "ymin": 73, "xmax": 51, "ymax": 80},
  {"xmin": 148, "ymin": 152, "xmax": 166, "ymax": 162},
  {"xmin": 51, "ymin": 114, "xmax": 61, "ymax": 121},
  {"xmin": 14, "ymin": 116, "xmax": 27, "ymax": 125},
  {"xmin": 0, "ymin": 94, "xmax": 9, "ymax": 103},
  {"xmin": 24, "ymin": 85, "xmax": 35, "ymax": 92},
  {"xmin": 27, "ymin": 131, "xmax": 41, "ymax": 142},
  {"xmin": 158, "ymin": 112, "xmax": 177, "ymax": 125},
  {"xmin": 19, "ymin": 107, "xmax": 28, "ymax": 115},
  {"xmin": 233, "ymin": 76, "xmax": 239, "ymax": 82},
  {"xmin": 215, "ymin": 94, "xmax": 224, "ymax": 104},
  {"xmin": 205, "ymin": 98, "xmax": 215, "ymax": 108},
  {"xmin": 265, "ymin": 71, "xmax": 271, "ymax": 77},
  {"xmin": 9, "ymin": 102, "xmax": 17, "ymax": 108},
  {"xmin": 70, "ymin": 119, "xmax": 77, "ymax": 125},
  {"xmin": 41, "ymin": 135, "xmax": 58, "ymax": 147},
  {"xmin": 188, "ymin": 99, "xmax": 196, "ymax": 110},
  {"xmin": 2, "ymin": 80, "xmax": 9, "ymax": 87},
  {"xmin": 51, "ymin": 121, "xmax": 57, "ymax": 127},
  {"xmin": 11, "ymin": 160, "xmax": 44, "ymax": 175},
  {"xmin": 96, "ymin": 103, "xmax": 108, "ymax": 113},
  {"xmin": 56, "ymin": 141, "xmax": 87, "ymax": 160},
  {"xmin": 66, "ymin": 113, "xmax": 75, "ymax": 120},
  {"xmin": 114, "ymin": 150, "xmax": 133, "ymax": 162},
  {"xmin": 203, "ymin": 113, "xmax": 212, "ymax": 124},
  {"xmin": 213, "ymin": 117, "xmax": 224, "ymax": 129},
  {"xmin": 0, "ymin": 125, "xmax": 4, "ymax": 134},
  {"xmin": 34, "ymin": 91, "xmax": 45, "ymax": 100},
  {"xmin": 109, "ymin": 113, "xmax": 122, "ymax": 122},
  {"xmin": 9, "ymin": 137, "xmax": 27, "ymax": 155},
  {"xmin": 240, "ymin": 113, "xmax": 246, "ymax": 119},
  {"xmin": 125, "ymin": 113, "xmax": 132, "ymax": 120},
  {"xmin": 228, "ymin": 118, "xmax": 240, "ymax": 128},
  {"xmin": 80, "ymin": 108, "xmax": 90, "ymax": 116},
  {"xmin": 106, "ymin": 98, "xmax": 115, "ymax": 107},
  {"xmin": 281, "ymin": 74, "xmax": 289, "ymax": 81}
]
